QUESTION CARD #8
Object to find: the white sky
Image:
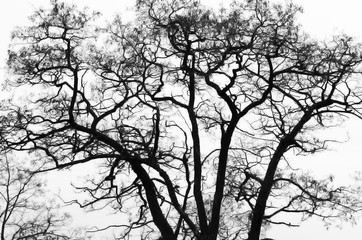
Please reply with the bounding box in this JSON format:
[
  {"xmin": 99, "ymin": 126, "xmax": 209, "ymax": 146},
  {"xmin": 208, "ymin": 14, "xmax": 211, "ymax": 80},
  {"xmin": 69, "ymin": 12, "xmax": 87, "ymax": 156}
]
[{"xmin": 1, "ymin": 0, "xmax": 362, "ymax": 239}]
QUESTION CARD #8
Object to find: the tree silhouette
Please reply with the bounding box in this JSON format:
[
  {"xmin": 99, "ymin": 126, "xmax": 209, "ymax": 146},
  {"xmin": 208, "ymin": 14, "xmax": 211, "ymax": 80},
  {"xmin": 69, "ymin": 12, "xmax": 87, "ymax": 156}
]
[
  {"xmin": 1, "ymin": 0, "xmax": 362, "ymax": 239},
  {"xmin": 0, "ymin": 153, "xmax": 79, "ymax": 240}
]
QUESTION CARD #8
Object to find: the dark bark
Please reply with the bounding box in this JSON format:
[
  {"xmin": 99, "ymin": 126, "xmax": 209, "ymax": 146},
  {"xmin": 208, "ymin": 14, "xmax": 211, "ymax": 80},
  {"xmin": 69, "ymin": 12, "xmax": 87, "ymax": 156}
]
[{"xmin": 131, "ymin": 163, "xmax": 176, "ymax": 240}]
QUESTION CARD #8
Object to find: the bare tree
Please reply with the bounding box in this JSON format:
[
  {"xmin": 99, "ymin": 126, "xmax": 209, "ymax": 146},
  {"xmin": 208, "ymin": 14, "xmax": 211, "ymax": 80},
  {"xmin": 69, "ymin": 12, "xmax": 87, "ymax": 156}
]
[
  {"xmin": 2, "ymin": 0, "xmax": 362, "ymax": 239},
  {"xmin": 0, "ymin": 153, "xmax": 80, "ymax": 240}
]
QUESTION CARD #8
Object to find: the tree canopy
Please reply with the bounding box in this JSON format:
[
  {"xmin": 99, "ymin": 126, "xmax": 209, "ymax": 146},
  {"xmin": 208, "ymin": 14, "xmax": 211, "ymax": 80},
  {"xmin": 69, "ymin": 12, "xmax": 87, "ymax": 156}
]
[
  {"xmin": 2, "ymin": 0, "xmax": 362, "ymax": 239},
  {"xmin": 0, "ymin": 153, "xmax": 81, "ymax": 240}
]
